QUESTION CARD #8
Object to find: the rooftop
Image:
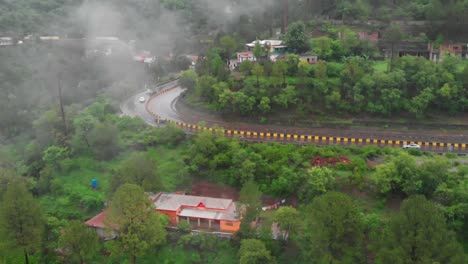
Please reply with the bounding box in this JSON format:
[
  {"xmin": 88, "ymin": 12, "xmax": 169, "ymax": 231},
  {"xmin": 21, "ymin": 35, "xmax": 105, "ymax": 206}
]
[
  {"xmin": 178, "ymin": 204, "xmax": 238, "ymax": 221},
  {"xmin": 151, "ymin": 192, "xmax": 234, "ymax": 211},
  {"xmin": 85, "ymin": 210, "xmax": 108, "ymax": 229},
  {"xmin": 246, "ymin": 39, "xmax": 284, "ymax": 47},
  {"xmin": 151, "ymin": 192, "xmax": 239, "ymax": 221}
]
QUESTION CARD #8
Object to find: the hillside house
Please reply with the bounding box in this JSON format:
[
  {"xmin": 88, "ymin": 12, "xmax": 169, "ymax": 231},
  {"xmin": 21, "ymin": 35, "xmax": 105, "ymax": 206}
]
[
  {"xmin": 85, "ymin": 210, "xmax": 118, "ymax": 240},
  {"xmin": 236, "ymin": 51, "xmax": 256, "ymax": 63},
  {"xmin": 428, "ymin": 42, "xmax": 468, "ymax": 61},
  {"xmin": 358, "ymin": 31, "xmax": 380, "ymax": 42},
  {"xmin": 86, "ymin": 192, "xmax": 241, "ymax": 239},
  {"xmin": 246, "ymin": 40, "xmax": 287, "ymax": 54},
  {"xmin": 381, "ymin": 41, "xmax": 430, "ymax": 59},
  {"xmin": 299, "ymin": 53, "xmax": 318, "ymax": 64},
  {"xmin": 151, "ymin": 192, "xmax": 241, "ymax": 233}
]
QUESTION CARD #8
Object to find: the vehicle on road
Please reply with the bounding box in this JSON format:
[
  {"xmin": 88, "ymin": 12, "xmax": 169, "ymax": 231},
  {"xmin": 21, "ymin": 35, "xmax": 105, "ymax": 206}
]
[
  {"xmin": 403, "ymin": 143, "xmax": 421, "ymax": 149},
  {"xmin": 139, "ymin": 96, "xmax": 146, "ymax": 103}
]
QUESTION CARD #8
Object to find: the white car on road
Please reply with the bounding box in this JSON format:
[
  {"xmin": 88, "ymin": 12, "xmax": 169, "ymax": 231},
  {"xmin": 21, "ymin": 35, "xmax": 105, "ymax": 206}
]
[
  {"xmin": 138, "ymin": 96, "xmax": 146, "ymax": 103},
  {"xmin": 402, "ymin": 143, "xmax": 421, "ymax": 149}
]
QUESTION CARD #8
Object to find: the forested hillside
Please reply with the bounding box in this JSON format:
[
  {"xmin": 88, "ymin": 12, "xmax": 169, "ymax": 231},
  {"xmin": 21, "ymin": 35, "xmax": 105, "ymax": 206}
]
[{"xmin": 1, "ymin": 0, "xmax": 467, "ymax": 39}]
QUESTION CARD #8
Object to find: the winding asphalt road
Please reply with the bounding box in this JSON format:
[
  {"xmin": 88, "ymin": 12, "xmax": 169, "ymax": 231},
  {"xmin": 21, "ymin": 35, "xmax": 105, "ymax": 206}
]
[
  {"xmin": 122, "ymin": 81, "xmax": 468, "ymax": 154},
  {"xmin": 121, "ymin": 80, "xmax": 183, "ymax": 126}
]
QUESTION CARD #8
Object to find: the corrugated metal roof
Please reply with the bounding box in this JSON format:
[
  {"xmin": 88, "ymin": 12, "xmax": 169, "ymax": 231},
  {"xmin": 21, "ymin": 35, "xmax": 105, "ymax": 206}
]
[
  {"xmin": 153, "ymin": 192, "xmax": 233, "ymax": 211},
  {"xmin": 178, "ymin": 206, "xmax": 238, "ymax": 221}
]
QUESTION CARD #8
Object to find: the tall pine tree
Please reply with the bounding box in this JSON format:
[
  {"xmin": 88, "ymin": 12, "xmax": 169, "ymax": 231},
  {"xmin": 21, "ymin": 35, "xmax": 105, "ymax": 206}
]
[{"xmin": 0, "ymin": 182, "xmax": 44, "ymax": 264}]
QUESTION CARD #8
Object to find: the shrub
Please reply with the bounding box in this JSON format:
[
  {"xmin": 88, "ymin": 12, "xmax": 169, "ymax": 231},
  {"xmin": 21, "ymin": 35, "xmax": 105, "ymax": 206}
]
[
  {"xmin": 361, "ymin": 146, "xmax": 381, "ymax": 158},
  {"xmin": 445, "ymin": 153, "xmax": 457, "ymax": 159},
  {"xmin": 177, "ymin": 220, "xmax": 192, "ymax": 233},
  {"xmin": 407, "ymin": 148, "xmax": 422, "ymax": 156}
]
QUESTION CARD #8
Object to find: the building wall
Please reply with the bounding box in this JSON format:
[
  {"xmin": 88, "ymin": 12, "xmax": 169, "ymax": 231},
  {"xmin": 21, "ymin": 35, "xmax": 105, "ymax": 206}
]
[
  {"xmin": 156, "ymin": 209, "xmax": 178, "ymax": 224},
  {"xmin": 440, "ymin": 44, "xmax": 463, "ymax": 55},
  {"xmin": 91, "ymin": 227, "xmax": 118, "ymax": 240},
  {"xmin": 220, "ymin": 220, "xmax": 240, "ymax": 232}
]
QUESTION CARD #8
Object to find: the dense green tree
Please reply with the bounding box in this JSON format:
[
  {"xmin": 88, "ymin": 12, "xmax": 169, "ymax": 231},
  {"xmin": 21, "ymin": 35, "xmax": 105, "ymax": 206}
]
[
  {"xmin": 219, "ymin": 35, "xmax": 238, "ymax": 60},
  {"xmin": 336, "ymin": 0, "xmax": 370, "ymax": 20},
  {"xmin": 273, "ymin": 206, "xmax": 300, "ymax": 241},
  {"xmin": 285, "ymin": 54, "xmax": 300, "ymax": 76},
  {"xmin": 298, "ymin": 192, "xmax": 364, "ymax": 263},
  {"xmin": 59, "ymin": 221, "xmax": 100, "ymax": 264},
  {"xmin": 109, "ymin": 184, "xmax": 167, "ymax": 264},
  {"xmin": 372, "ymin": 153, "xmax": 422, "ymax": 196},
  {"xmin": 42, "ymin": 145, "xmax": 69, "ymax": 170},
  {"xmin": 283, "ymin": 21, "xmax": 309, "ymax": 53},
  {"xmin": 273, "ymin": 86, "xmax": 298, "ymax": 109},
  {"xmin": 253, "ymin": 41, "xmax": 265, "ymax": 60},
  {"xmin": 72, "ymin": 113, "xmax": 98, "ymax": 151},
  {"xmin": 272, "ymin": 60, "xmax": 288, "ymax": 87},
  {"xmin": 239, "ymin": 180, "xmax": 262, "ymax": 213},
  {"xmin": 207, "ymin": 49, "xmax": 229, "ymax": 81},
  {"xmin": 375, "ymin": 196, "xmax": 466, "ymax": 264},
  {"xmin": 238, "ymin": 239, "xmax": 276, "ymax": 264},
  {"xmin": 239, "ymin": 60, "xmax": 254, "ymax": 75},
  {"xmin": 195, "ymin": 76, "xmax": 218, "ymax": 102},
  {"xmin": 88, "ymin": 122, "xmax": 120, "ymax": 160},
  {"xmin": 258, "ymin": 97, "xmax": 271, "ymax": 114},
  {"xmin": 179, "ymin": 69, "xmax": 198, "ymax": 90},
  {"xmin": 0, "ymin": 182, "xmax": 44, "ymax": 264},
  {"xmin": 251, "ymin": 64, "xmax": 264, "ymax": 87},
  {"xmin": 110, "ymin": 153, "xmax": 162, "ymax": 193},
  {"xmin": 382, "ymin": 24, "xmax": 405, "ymax": 68},
  {"xmin": 300, "ymin": 166, "xmax": 336, "ymax": 200}
]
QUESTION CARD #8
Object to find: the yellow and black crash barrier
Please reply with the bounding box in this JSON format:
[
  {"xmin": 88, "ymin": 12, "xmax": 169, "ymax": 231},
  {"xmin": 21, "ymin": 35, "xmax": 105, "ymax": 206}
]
[{"xmin": 148, "ymin": 85, "xmax": 467, "ymax": 153}]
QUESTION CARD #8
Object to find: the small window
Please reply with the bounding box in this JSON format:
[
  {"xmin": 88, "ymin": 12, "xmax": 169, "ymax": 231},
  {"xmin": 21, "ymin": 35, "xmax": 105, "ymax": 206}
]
[{"xmin": 225, "ymin": 222, "xmax": 233, "ymax": 226}]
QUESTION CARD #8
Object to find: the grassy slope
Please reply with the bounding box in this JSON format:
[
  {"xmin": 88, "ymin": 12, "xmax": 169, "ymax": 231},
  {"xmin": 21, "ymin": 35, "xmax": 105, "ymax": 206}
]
[{"xmin": 39, "ymin": 145, "xmax": 189, "ymax": 221}]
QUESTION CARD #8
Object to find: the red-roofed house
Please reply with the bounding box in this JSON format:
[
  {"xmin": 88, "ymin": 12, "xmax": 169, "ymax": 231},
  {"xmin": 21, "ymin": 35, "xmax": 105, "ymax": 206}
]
[
  {"xmin": 85, "ymin": 209, "xmax": 118, "ymax": 240},
  {"xmin": 236, "ymin": 51, "xmax": 256, "ymax": 63},
  {"xmin": 85, "ymin": 192, "xmax": 241, "ymax": 238},
  {"xmin": 150, "ymin": 192, "xmax": 241, "ymax": 233}
]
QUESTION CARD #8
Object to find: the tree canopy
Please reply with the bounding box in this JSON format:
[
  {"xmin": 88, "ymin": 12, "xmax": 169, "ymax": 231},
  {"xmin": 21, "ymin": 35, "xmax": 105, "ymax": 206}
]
[
  {"xmin": 376, "ymin": 195, "xmax": 466, "ymax": 264},
  {"xmin": 298, "ymin": 192, "xmax": 364, "ymax": 263},
  {"xmin": 109, "ymin": 184, "xmax": 167, "ymax": 264},
  {"xmin": 0, "ymin": 182, "xmax": 44, "ymax": 264}
]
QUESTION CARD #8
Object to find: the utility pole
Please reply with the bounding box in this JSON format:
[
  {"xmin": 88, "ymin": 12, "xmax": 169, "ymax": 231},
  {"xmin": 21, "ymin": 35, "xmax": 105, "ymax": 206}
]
[{"xmin": 281, "ymin": 0, "xmax": 289, "ymax": 34}]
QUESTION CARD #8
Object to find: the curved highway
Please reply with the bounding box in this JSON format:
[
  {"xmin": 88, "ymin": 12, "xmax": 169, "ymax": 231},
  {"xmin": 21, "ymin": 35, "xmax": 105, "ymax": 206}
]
[
  {"xmin": 146, "ymin": 85, "xmax": 185, "ymax": 123},
  {"xmin": 121, "ymin": 80, "xmax": 181, "ymax": 126},
  {"xmin": 123, "ymin": 81, "xmax": 468, "ymax": 154}
]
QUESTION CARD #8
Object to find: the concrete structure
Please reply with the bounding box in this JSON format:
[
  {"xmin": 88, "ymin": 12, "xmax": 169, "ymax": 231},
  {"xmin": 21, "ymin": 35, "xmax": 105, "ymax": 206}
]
[
  {"xmin": 381, "ymin": 41, "xmax": 430, "ymax": 59},
  {"xmin": 428, "ymin": 42, "xmax": 468, "ymax": 61},
  {"xmin": 299, "ymin": 53, "xmax": 318, "ymax": 64},
  {"xmin": 358, "ymin": 32, "xmax": 380, "ymax": 42},
  {"xmin": 151, "ymin": 192, "xmax": 241, "ymax": 233}
]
